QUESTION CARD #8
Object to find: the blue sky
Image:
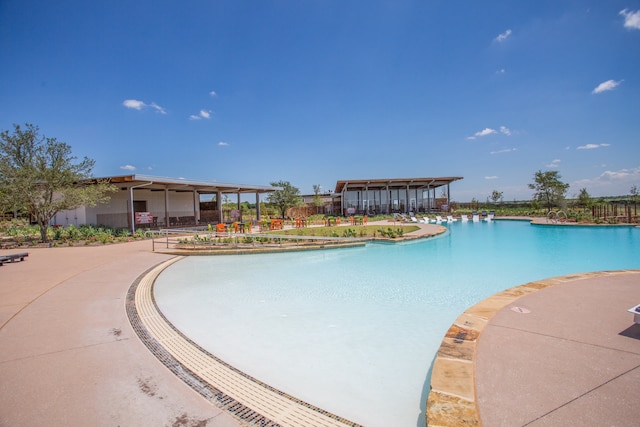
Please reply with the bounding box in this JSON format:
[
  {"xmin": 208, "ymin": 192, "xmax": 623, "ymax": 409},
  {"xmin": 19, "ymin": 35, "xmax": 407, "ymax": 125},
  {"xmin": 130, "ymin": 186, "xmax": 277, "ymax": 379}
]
[{"xmin": 1, "ymin": 1, "xmax": 639, "ymax": 201}]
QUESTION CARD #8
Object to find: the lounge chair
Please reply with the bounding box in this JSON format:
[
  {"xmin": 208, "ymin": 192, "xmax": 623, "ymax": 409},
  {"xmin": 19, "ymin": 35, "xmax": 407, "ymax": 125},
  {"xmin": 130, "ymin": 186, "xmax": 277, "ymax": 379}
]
[
  {"xmin": 472, "ymin": 212, "xmax": 480, "ymax": 222},
  {"xmin": 446, "ymin": 215, "xmax": 458, "ymax": 222},
  {"xmin": 435, "ymin": 215, "xmax": 445, "ymax": 223},
  {"xmin": 460, "ymin": 215, "xmax": 469, "ymax": 222},
  {"xmin": 628, "ymin": 304, "xmax": 640, "ymax": 324}
]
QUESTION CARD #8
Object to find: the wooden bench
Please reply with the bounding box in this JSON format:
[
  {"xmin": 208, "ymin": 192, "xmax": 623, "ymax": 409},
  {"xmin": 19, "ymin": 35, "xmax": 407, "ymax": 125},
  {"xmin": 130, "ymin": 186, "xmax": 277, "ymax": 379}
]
[{"xmin": 0, "ymin": 252, "xmax": 29, "ymax": 266}]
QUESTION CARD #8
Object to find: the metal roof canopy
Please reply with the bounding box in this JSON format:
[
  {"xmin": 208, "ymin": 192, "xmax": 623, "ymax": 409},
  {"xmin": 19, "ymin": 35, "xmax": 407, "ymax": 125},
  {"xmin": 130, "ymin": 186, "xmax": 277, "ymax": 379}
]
[
  {"xmin": 334, "ymin": 177, "xmax": 463, "ymax": 193},
  {"xmin": 95, "ymin": 174, "xmax": 276, "ymax": 194}
]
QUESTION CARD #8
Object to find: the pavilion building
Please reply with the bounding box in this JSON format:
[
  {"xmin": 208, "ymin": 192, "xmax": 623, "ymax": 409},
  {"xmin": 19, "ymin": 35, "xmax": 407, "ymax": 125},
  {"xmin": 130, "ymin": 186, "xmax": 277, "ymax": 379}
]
[
  {"xmin": 334, "ymin": 177, "xmax": 463, "ymax": 216},
  {"xmin": 52, "ymin": 174, "xmax": 275, "ymax": 232}
]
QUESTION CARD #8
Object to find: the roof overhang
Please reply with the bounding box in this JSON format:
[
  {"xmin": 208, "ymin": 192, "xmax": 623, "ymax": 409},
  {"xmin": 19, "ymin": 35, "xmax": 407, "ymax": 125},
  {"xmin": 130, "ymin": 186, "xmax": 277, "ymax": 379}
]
[
  {"xmin": 334, "ymin": 177, "xmax": 463, "ymax": 193},
  {"xmin": 85, "ymin": 174, "xmax": 276, "ymax": 194}
]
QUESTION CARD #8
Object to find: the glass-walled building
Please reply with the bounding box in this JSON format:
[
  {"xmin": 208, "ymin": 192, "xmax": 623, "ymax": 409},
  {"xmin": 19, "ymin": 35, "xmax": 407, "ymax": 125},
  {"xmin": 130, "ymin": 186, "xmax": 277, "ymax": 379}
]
[{"xmin": 334, "ymin": 177, "xmax": 463, "ymax": 216}]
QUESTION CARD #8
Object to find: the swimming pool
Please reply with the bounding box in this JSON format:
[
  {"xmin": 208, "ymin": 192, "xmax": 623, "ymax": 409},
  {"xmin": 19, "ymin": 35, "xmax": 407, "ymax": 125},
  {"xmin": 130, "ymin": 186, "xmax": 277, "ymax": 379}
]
[{"xmin": 154, "ymin": 220, "xmax": 640, "ymax": 427}]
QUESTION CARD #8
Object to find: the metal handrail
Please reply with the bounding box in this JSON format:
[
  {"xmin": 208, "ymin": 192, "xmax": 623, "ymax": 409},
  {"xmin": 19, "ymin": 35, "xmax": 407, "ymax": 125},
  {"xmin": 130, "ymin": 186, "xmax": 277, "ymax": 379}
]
[{"xmin": 546, "ymin": 210, "xmax": 566, "ymax": 224}]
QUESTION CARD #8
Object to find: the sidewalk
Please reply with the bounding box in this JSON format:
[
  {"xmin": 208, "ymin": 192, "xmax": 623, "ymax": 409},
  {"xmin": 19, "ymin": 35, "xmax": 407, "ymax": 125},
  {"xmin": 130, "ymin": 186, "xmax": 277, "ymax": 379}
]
[{"xmin": 0, "ymin": 241, "xmax": 240, "ymax": 427}]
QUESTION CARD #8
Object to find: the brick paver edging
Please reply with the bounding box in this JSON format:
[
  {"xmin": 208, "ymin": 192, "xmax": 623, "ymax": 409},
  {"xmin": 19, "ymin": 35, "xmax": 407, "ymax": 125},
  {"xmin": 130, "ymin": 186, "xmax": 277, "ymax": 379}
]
[{"xmin": 127, "ymin": 256, "xmax": 362, "ymax": 427}]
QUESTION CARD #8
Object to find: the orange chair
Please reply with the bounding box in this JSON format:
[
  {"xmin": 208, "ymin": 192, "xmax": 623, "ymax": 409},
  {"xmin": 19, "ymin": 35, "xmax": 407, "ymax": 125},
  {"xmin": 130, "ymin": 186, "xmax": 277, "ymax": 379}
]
[
  {"xmin": 363, "ymin": 215, "xmax": 368, "ymax": 225},
  {"xmin": 216, "ymin": 223, "xmax": 226, "ymax": 234},
  {"xmin": 336, "ymin": 217, "xmax": 341, "ymax": 225},
  {"xmin": 232, "ymin": 222, "xmax": 240, "ymax": 233}
]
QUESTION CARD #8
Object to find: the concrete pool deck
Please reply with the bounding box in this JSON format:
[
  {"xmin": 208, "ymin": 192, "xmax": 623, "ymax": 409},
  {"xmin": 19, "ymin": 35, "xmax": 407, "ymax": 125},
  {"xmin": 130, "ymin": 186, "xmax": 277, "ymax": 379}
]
[
  {"xmin": 1, "ymin": 231, "xmax": 639, "ymax": 426},
  {"xmin": 427, "ymin": 269, "xmax": 640, "ymax": 426}
]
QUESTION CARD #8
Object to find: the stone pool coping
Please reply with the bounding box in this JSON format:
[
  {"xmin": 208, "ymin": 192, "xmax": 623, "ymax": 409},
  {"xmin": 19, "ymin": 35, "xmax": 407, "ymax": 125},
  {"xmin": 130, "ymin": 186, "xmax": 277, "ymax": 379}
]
[{"xmin": 425, "ymin": 269, "xmax": 640, "ymax": 426}]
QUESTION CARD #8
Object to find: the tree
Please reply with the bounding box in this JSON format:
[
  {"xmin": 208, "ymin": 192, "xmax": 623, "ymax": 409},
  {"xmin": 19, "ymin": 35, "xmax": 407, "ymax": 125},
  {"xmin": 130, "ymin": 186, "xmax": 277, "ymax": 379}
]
[
  {"xmin": 528, "ymin": 170, "xmax": 570, "ymax": 210},
  {"xmin": 266, "ymin": 180, "xmax": 302, "ymax": 219},
  {"xmin": 630, "ymin": 185, "xmax": 639, "ymax": 203},
  {"xmin": 312, "ymin": 184, "xmax": 323, "ymax": 213},
  {"xmin": 577, "ymin": 188, "xmax": 592, "ymax": 208},
  {"xmin": 0, "ymin": 123, "xmax": 116, "ymax": 242},
  {"xmin": 490, "ymin": 190, "xmax": 503, "ymax": 204}
]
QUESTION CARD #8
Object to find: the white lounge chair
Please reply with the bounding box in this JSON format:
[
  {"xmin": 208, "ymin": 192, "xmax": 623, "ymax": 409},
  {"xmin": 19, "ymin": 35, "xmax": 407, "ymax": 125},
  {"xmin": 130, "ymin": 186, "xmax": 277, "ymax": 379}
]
[
  {"xmin": 435, "ymin": 215, "xmax": 445, "ymax": 223},
  {"xmin": 472, "ymin": 212, "xmax": 480, "ymax": 222},
  {"xmin": 460, "ymin": 215, "xmax": 469, "ymax": 222},
  {"xmin": 446, "ymin": 215, "xmax": 458, "ymax": 222}
]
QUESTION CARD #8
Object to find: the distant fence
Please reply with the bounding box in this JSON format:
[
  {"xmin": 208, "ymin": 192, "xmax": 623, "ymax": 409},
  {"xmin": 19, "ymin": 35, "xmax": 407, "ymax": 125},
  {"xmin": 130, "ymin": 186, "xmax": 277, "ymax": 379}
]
[{"xmin": 591, "ymin": 203, "xmax": 639, "ymax": 223}]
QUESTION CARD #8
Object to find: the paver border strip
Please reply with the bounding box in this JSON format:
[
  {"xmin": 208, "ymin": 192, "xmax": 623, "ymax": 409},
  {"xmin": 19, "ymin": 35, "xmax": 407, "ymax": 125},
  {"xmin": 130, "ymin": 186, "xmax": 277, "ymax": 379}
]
[
  {"xmin": 127, "ymin": 256, "xmax": 362, "ymax": 427},
  {"xmin": 425, "ymin": 269, "xmax": 640, "ymax": 427}
]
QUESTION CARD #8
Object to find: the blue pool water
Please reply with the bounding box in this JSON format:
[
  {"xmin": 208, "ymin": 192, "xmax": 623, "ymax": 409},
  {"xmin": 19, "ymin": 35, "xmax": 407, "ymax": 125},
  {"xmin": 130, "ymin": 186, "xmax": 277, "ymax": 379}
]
[{"xmin": 154, "ymin": 220, "xmax": 640, "ymax": 427}]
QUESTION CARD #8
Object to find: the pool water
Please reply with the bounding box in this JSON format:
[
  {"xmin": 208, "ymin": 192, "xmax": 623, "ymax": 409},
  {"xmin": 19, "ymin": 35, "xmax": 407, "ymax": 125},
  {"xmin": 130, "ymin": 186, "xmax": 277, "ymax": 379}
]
[{"xmin": 154, "ymin": 221, "xmax": 639, "ymax": 427}]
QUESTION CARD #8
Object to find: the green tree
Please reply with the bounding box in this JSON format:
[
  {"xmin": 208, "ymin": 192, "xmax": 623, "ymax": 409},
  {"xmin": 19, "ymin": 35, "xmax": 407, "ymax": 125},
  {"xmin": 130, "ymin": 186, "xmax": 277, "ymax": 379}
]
[
  {"xmin": 528, "ymin": 170, "xmax": 570, "ymax": 210},
  {"xmin": 266, "ymin": 180, "xmax": 302, "ymax": 219},
  {"xmin": 312, "ymin": 184, "xmax": 323, "ymax": 213},
  {"xmin": 577, "ymin": 188, "xmax": 592, "ymax": 208},
  {"xmin": 630, "ymin": 185, "xmax": 639, "ymax": 203},
  {"xmin": 0, "ymin": 123, "xmax": 116, "ymax": 242},
  {"xmin": 490, "ymin": 190, "xmax": 503, "ymax": 204}
]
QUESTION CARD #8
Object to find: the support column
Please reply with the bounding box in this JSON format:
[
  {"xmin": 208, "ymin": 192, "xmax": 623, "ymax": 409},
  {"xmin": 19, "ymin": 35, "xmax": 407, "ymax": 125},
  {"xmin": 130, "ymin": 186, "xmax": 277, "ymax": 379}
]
[
  {"xmin": 386, "ymin": 185, "xmax": 390, "ymax": 214},
  {"xmin": 216, "ymin": 191, "xmax": 223, "ymax": 223},
  {"xmin": 129, "ymin": 187, "xmax": 135, "ymax": 234},
  {"xmin": 164, "ymin": 187, "xmax": 169, "ymax": 227},
  {"xmin": 405, "ymin": 185, "xmax": 410, "ymax": 213},
  {"xmin": 256, "ymin": 193, "xmax": 261, "ymax": 221},
  {"xmin": 193, "ymin": 190, "xmax": 198, "ymax": 224}
]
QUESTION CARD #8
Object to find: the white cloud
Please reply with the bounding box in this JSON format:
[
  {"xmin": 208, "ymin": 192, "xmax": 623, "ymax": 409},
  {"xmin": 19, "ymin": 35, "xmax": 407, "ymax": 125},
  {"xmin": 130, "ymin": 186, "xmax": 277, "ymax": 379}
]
[
  {"xmin": 592, "ymin": 79, "xmax": 622, "ymax": 94},
  {"xmin": 546, "ymin": 159, "xmax": 561, "ymax": 168},
  {"xmin": 218, "ymin": 141, "xmax": 229, "ymax": 147},
  {"xmin": 120, "ymin": 164, "xmax": 136, "ymax": 171},
  {"xmin": 123, "ymin": 99, "xmax": 167, "ymax": 114},
  {"xmin": 485, "ymin": 176, "xmax": 499, "ymax": 180},
  {"xmin": 190, "ymin": 109, "xmax": 212, "ymax": 120},
  {"xmin": 474, "ymin": 128, "xmax": 497, "ymax": 138},
  {"xmin": 149, "ymin": 102, "xmax": 167, "ymax": 114},
  {"xmin": 209, "ymin": 90, "xmax": 217, "ymax": 97},
  {"xmin": 620, "ymin": 9, "xmax": 640, "ymax": 30},
  {"xmin": 573, "ymin": 166, "xmax": 640, "ymax": 195},
  {"xmin": 496, "ymin": 68, "xmax": 506, "ymax": 74},
  {"xmin": 499, "ymin": 126, "xmax": 511, "ymax": 136},
  {"xmin": 577, "ymin": 143, "xmax": 610, "ymax": 150},
  {"xmin": 495, "ymin": 29, "xmax": 512, "ymax": 42},
  {"xmin": 490, "ymin": 147, "xmax": 517, "ymax": 154},
  {"xmin": 123, "ymin": 99, "xmax": 145, "ymax": 110}
]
